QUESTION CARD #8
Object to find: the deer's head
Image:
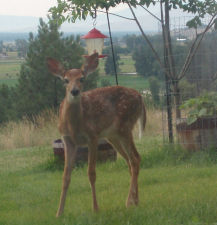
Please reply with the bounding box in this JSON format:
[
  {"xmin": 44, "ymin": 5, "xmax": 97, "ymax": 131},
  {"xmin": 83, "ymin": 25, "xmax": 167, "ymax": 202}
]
[{"xmin": 47, "ymin": 53, "xmax": 99, "ymax": 102}]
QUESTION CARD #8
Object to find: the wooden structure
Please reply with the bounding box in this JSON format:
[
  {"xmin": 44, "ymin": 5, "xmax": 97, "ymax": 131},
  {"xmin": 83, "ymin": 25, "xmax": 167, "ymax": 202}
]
[
  {"xmin": 53, "ymin": 139, "xmax": 117, "ymax": 163},
  {"xmin": 176, "ymin": 117, "xmax": 217, "ymax": 151}
]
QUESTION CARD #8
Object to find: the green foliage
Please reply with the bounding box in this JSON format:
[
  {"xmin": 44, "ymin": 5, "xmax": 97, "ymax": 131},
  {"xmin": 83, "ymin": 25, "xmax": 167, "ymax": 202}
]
[
  {"xmin": 0, "ymin": 84, "xmax": 15, "ymax": 123},
  {"xmin": 100, "ymin": 78, "xmax": 112, "ymax": 87},
  {"xmin": 98, "ymin": 75, "xmax": 149, "ymax": 91},
  {"xmin": 14, "ymin": 17, "xmax": 85, "ymax": 119},
  {"xmin": 83, "ymin": 71, "xmax": 99, "ymax": 91},
  {"xmin": 125, "ymin": 35, "xmax": 163, "ymax": 78},
  {"xmin": 104, "ymin": 48, "xmax": 120, "ymax": 75},
  {"xmin": 148, "ymin": 76, "xmax": 160, "ymax": 106},
  {"xmin": 0, "ymin": 40, "xmax": 3, "ymax": 53},
  {"xmin": 1, "ymin": 141, "xmax": 217, "ymax": 225},
  {"xmin": 179, "ymin": 79, "xmax": 197, "ymax": 102},
  {"xmin": 49, "ymin": 0, "xmax": 217, "ymax": 31},
  {"xmin": 180, "ymin": 92, "xmax": 217, "ymax": 124},
  {"xmin": 132, "ymin": 44, "xmax": 161, "ymax": 78}
]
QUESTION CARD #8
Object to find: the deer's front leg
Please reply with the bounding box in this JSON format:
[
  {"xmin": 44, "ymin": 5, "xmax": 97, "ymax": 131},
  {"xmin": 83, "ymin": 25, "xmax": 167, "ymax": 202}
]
[
  {"xmin": 87, "ymin": 139, "xmax": 99, "ymax": 212},
  {"xmin": 56, "ymin": 136, "xmax": 76, "ymax": 217}
]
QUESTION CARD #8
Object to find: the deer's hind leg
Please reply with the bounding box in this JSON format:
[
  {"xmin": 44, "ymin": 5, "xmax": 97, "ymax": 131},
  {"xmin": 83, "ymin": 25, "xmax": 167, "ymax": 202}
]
[
  {"xmin": 107, "ymin": 137, "xmax": 132, "ymax": 175},
  {"xmin": 119, "ymin": 132, "xmax": 141, "ymax": 207}
]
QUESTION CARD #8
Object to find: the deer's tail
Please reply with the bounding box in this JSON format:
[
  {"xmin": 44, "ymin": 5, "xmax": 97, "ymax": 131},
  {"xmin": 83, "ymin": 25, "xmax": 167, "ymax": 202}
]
[{"xmin": 138, "ymin": 97, "xmax": 146, "ymax": 139}]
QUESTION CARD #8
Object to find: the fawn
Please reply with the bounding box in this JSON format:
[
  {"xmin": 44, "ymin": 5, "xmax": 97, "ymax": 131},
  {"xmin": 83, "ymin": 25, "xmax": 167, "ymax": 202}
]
[{"xmin": 47, "ymin": 53, "xmax": 146, "ymax": 217}]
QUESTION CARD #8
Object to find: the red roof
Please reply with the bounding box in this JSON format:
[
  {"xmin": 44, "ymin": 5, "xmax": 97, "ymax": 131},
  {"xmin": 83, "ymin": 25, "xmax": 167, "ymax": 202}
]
[{"xmin": 81, "ymin": 28, "xmax": 108, "ymax": 39}]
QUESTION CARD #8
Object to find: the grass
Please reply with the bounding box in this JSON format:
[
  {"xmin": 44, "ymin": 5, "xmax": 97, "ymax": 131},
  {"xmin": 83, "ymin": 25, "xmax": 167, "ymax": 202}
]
[
  {"xmin": 0, "ymin": 108, "xmax": 217, "ymax": 224},
  {"xmin": 0, "ymin": 110, "xmax": 59, "ymax": 150},
  {"xmin": 0, "ymin": 52, "xmax": 23, "ymax": 86},
  {"xmin": 98, "ymin": 75, "xmax": 149, "ymax": 91},
  {"xmin": 0, "ymin": 141, "xmax": 217, "ymax": 225},
  {"xmin": 98, "ymin": 54, "xmax": 136, "ymax": 75}
]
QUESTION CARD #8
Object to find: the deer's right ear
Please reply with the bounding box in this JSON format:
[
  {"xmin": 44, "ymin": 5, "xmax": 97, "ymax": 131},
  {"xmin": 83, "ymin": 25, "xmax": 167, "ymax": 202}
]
[{"xmin": 47, "ymin": 58, "xmax": 65, "ymax": 79}]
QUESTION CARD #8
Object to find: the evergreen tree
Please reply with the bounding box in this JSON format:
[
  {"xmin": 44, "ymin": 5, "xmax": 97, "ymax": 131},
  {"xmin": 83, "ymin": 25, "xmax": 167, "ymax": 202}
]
[
  {"xmin": 14, "ymin": 17, "xmax": 85, "ymax": 119},
  {"xmin": 104, "ymin": 48, "xmax": 120, "ymax": 75},
  {"xmin": 0, "ymin": 84, "xmax": 15, "ymax": 123}
]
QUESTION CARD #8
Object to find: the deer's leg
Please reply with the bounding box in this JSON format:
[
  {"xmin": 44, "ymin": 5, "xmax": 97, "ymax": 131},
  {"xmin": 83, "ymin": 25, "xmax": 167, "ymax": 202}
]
[
  {"xmin": 107, "ymin": 138, "xmax": 131, "ymax": 175},
  {"xmin": 120, "ymin": 133, "xmax": 141, "ymax": 207},
  {"xmin": 56, "ymin": 136, "xmax": 76, "ymax": 217},
  {"xmin": 88, "ymin": 139, "xmax": 99, "ymax": 212}
]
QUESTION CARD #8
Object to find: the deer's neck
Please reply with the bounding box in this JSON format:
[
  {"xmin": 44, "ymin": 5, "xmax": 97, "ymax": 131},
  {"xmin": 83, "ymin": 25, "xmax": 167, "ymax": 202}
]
[{"xmin": 59, "ymin": 97, "xmax": 83, "ymax": 135}]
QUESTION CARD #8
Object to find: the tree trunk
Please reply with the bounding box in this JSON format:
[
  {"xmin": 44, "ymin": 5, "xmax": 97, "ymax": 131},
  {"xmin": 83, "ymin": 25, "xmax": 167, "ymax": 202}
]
[
  {"xmin": 173, "ymin": 80, "xmax": 181, "ymax": 119},
  {"xmin": 161, "ymin": 0, "xmax": 174, "ymax": 143},
  {"xmin": 164, "ymin": 0, "xmax": 181, "ymax": 120}
]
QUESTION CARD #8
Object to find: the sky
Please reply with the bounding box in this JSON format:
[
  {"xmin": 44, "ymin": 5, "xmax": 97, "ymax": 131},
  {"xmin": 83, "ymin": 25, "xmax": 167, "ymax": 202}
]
[
  {"xmin": 0, "ymin": 0, "xmax": 140, "ymax": 32},
  {"xmin": 0, "ymin": 0, "xmax": 189, "ymax": 33},
  {"xmin": 0, "ymin": 0, "xmax": 128, "ymax": 17},
  {"xmin": 0, "ymin": 0, "xmax": 57, "ymax": 17}
]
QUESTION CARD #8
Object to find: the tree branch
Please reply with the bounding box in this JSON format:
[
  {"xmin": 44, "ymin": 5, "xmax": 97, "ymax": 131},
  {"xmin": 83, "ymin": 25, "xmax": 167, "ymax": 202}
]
[
  {"xmin": 128, "ymin": 3, "xmax": 169, "ymax": 77},
  {"xmin": 178, "ymin": 13, "xmax": 217, "ymax": 80},
  {"xmin": 95, "ymin": 9, "xmax": 135, "ymax": 21},
  {"xmin": 139, "ymin": 5, "xmax": 162, "ymax": 23}
]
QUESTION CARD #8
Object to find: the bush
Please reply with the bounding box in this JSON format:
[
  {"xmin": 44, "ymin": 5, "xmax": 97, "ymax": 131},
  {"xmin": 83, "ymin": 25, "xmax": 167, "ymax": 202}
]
[
  {"xmin": 148, "ymin": 76, "xmax": 161, "ymax": 106},
  {"xmin": 100, "ymin": 79, "xmax": 112, "ymax": 87}
]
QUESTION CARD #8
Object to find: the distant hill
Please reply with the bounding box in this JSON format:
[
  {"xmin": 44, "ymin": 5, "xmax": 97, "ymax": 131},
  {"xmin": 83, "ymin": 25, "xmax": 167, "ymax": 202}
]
[
  {"xmin": 0, "ymin": 11, "xmax": 158, "ymax": 35},
  {"xmin": 0, "ymin": 14, "xmax": 150, "ymax": 42},
  {"xmin": 0, "ymin": 32, "xmax": 30, "ymax": 42}
]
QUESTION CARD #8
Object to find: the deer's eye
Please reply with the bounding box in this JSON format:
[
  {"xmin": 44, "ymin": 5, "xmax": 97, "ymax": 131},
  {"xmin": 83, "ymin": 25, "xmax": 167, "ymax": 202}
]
[
  {"xmin": 64, "ymin": 79, "xmax": 69, "ymax": 84},
  {"xmin": 80, "ymin": 77, "xmax": 85, "ymax": 83}
]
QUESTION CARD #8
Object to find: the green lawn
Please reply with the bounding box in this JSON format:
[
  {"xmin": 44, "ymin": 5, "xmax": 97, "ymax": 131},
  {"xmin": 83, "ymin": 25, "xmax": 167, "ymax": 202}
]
[
  {"xmin": 98, "ymin": 75, "xmax": 149, "ymax": 91},
  {"xmin": 0, "ymin": 138, "xmax": 217, "ymax": 225},
  {"xmin": 98, "ymin": 54, "xmax": 136, "ymax": 75}
]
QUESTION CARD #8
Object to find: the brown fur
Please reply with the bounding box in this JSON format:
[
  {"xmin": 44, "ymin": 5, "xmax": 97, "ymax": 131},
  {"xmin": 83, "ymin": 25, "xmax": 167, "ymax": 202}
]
[{"xmin": 47, "ymin": 53, "xmax": 146, "ymax": 217}]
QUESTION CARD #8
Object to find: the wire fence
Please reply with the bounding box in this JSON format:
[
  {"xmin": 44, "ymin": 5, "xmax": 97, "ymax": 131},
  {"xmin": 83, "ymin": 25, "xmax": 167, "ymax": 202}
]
[{"xmin": 162, "ymin": 75, "xmax": 217, "ymax": 151}]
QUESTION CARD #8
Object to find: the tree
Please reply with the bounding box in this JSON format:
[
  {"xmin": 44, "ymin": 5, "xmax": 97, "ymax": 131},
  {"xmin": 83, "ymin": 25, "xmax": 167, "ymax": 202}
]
[
  {"xmin": 0, "ymin": 84, "xmax": 15, "ymax": 123},
  {"xmin": 148, "ymin": 76, "xmax": 160, "ymax": 106},
  {"xmin": 49, "ymin": 0, "xmax": 217, "ymax": 142},
  {"xmin": 104, "ymin": 47, "xmax": 120, "ymax": 75},
  {"xmin": 132, "ymin": 44, "xmax": 161, "ymax": 78},
  {"xmin": 14, "ymin": 17, "xmax": 85, "ymax": 119},
  {"xmin": 0, "ymin": 41, "xmax": 3, "ymax": 53}
]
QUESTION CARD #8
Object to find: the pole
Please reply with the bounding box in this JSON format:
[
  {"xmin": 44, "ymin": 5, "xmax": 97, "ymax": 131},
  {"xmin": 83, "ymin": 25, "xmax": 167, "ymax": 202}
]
[{"xmin": 106, "ymin": 9, "xmax": 118, "ymax": 85}]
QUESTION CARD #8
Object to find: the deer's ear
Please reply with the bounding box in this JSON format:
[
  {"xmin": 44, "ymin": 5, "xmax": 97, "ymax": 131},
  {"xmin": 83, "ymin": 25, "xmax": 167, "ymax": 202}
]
[
  {"xmin": 82, "ymin": 53, "xmax": 99, "ymax": 76},
  {"xmin": 47, "ymin": 58, "xmax": 65, "ymax": 78}
]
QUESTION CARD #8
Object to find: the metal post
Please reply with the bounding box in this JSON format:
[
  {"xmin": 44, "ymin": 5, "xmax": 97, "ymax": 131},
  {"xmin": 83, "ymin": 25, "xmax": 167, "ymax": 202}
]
[{"xmin": 106, "ymin": 9, "xmax": 118, "ymax": 86}]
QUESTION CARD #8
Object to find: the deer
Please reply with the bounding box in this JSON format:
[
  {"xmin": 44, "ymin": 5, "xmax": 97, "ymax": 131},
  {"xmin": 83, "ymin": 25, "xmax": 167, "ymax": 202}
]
[{"xmin": 47, "ymin": 53, "xmax": 146, "ymax": 217}]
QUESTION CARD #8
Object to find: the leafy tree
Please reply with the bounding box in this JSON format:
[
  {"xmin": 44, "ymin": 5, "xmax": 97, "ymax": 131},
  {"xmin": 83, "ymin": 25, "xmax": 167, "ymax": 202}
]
[
  {"xmin": 132, "ymin": 44, "xmax": 161, "ymax": 78},
  {"xmin": 14, "ymin": 17, "xmax": 85, "ymax": 119},
  {"xmin": 0, "ymin": 41, "xmax": 3, "ymax": 53},
  {"xmin": 49, "ymin": 0, "xmax": 217, "ymax": 142},
  {"xmin": 148, "ymin": 76, "xmax": 160, "ymax": 106},
  {"xmin": 104, "ymin": 47, "xmax": 120, "ymax": 75}
]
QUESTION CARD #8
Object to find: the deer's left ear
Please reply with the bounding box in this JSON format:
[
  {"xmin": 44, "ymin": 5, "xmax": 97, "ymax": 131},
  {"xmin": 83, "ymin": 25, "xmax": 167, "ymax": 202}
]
[
  {"xmin": 82, "ymin": 53, "xmax": 99, "ymax": 76},
  {"xmin": 47, "ymin": 58, "xmax": 65, "ymax": 79}
]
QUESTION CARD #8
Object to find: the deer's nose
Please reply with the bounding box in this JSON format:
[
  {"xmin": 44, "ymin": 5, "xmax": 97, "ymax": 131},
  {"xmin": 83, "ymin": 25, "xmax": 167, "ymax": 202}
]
[{"xmin": 71, "ymin": 88, "xmax": 80, "ymax": 96}]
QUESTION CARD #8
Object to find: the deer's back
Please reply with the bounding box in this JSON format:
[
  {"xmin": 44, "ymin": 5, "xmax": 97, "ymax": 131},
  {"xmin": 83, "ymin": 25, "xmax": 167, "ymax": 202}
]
[{"xmin": 81, "ymin": 86, "xmax": 143, "ymax": 135}]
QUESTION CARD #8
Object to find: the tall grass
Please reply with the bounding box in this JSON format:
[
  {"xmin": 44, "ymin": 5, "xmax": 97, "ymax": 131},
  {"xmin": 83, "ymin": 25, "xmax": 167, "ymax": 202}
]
[
  {"xmin": 0, "ymin": 110, "xmax": 59, "ymax": 150},
  {"xmin": 0, "ymin": 108, "xmax": 162, "ymax": 151}
]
